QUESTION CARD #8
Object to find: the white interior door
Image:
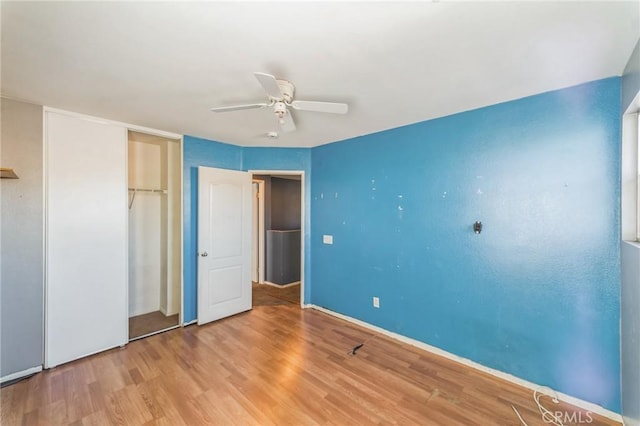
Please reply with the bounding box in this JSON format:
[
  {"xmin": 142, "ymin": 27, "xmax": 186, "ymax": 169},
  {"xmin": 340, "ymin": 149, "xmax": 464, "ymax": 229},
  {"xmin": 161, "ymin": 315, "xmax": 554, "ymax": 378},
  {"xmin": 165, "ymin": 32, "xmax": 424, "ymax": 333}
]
[
  {"xmin": 198, "ymin": 166, "xmax": 252, "ymax": 325},
  {"xmin": 45, "ymin": 111, "xmax": 128, "ymax": 367}
]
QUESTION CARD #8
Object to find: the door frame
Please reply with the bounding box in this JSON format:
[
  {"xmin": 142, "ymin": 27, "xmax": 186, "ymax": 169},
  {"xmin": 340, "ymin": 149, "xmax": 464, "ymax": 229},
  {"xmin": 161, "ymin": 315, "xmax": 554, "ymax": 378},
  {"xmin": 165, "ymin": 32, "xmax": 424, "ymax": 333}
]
[
  {"xmin": 252, "ymin": 179, "xmax": 266, "ymax": 283},
  {"xmin": 126, "ymin": 130, "xmax": 184, "ymax": 340},
  {"xmin": 124, "ymin": 129, "xmax": 184, "ymax": 330},
  {"xmin": 249, "ymin": 170, "xmax": 305, "ymax": 307}
]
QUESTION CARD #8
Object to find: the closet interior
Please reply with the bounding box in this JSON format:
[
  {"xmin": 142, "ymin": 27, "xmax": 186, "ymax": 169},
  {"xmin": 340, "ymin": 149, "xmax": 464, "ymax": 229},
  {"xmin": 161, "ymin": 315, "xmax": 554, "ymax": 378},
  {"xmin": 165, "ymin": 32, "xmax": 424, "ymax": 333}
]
[{"xmin": 128, "ymin": 131, "xmax": 181, "ymax": 339}]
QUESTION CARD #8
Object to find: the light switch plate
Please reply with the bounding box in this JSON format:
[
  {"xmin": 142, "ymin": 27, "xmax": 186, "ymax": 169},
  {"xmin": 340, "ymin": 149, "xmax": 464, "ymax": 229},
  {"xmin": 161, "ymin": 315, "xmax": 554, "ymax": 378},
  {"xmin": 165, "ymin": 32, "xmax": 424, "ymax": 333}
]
[{"xmin": 323, "ymin": 235, "xmax": 333, "ymax": 244}]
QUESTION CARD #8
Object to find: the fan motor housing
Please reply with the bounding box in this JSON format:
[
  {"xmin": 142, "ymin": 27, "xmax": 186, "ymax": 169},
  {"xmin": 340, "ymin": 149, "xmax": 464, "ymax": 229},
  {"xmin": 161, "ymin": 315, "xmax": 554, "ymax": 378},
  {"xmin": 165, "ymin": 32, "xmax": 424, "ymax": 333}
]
[{"xmin": 275, "ymin": 80, "xmax": 295, "ymax": 103}]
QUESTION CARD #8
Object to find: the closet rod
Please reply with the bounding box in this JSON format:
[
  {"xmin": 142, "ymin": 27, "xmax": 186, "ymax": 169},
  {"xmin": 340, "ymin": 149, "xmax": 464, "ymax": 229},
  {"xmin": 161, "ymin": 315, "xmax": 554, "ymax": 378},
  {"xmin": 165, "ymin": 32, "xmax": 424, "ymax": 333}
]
[
  {"xmin": 128, "ymin": 188, "xmax": 167, "ymax": 210},
  {"xmin": 127, "ymin": 188, "xmax": 167, "ymax": 194}
]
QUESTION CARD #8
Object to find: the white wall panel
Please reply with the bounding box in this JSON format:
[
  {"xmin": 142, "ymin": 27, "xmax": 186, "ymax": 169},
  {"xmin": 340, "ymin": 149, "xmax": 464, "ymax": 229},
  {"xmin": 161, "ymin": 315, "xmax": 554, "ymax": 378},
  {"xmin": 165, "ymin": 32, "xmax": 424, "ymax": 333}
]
[
  {"xmin": 128, "ymin": 141, "xmax": 162, "ymax": 316},
  {"xmin": 45, "ymin": 111, "xmax": 127, "ymax": 367}
]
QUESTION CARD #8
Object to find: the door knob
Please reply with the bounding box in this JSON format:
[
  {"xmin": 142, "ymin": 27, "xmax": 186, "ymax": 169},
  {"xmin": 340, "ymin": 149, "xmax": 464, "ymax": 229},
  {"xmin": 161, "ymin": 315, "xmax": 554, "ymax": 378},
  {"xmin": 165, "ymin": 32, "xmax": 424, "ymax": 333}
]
[{"xmin": 200, "ymin": 252, "xmax": 208, "ymax": 257}]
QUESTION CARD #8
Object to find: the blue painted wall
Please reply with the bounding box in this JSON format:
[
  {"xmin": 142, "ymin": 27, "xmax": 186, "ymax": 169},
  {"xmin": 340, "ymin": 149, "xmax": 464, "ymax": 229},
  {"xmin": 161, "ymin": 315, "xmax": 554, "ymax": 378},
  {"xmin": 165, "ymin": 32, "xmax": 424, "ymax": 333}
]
[
  {"xmin": 183, "ymin": 136, "xmax": 242, "ymax": 322},
  {"xmin": 310, "ymin": 78, "xmax": 622, "ymax": 411},
  {"xmin": 242, "ymin": 147, "xmax": 312, "ymax": 303}
]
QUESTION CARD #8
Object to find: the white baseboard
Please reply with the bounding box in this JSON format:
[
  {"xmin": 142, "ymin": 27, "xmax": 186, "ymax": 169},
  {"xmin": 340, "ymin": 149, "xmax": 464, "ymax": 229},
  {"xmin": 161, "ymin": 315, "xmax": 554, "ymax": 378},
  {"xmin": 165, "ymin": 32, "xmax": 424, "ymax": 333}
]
[
  {"xmin": 623, "ymin": 415, "xmax": 640, "ymax": 426},
  {"xmin": 1, "ymin": 366, "xmax": 42, "ymax": 384},
  {"xmin": 304, "ymin": 304, "xmax": 623, "ymax": 423},
  {"xmin": 158, "ymin": 306, "xmax": 179, "ymax": 317}
]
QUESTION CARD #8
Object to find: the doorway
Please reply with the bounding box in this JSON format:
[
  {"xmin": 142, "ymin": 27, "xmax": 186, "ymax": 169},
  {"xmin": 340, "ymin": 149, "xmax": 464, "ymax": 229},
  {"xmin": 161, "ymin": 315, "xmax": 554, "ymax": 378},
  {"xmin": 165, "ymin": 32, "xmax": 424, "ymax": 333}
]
[
  {"xmin": 251, "ymin": 171, "xmax": 304, "ymax": 307},
  {"xmin": 127, "ymin": 131, "xmax": 182, "ymax": 339}
]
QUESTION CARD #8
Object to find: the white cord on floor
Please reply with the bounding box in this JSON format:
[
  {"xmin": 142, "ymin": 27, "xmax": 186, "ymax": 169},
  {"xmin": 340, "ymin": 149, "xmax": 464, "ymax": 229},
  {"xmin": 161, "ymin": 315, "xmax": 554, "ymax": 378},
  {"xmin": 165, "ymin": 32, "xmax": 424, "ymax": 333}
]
[
  {"xmin": 534, "ymin": 388, "xmax": 564, "ymax": 426},
  {"xmin": 512, "ymin": 405, "xmax": 529, "ymax": 426},
  {"xmin": 511, "ymin": 386, "xmax": 565, "ymax": 426}
]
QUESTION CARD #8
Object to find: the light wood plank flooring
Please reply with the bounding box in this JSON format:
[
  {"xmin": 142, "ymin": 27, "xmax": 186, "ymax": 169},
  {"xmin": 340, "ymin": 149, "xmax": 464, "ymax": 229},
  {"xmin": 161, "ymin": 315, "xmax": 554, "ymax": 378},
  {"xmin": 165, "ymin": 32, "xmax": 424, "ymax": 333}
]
[
  {"xmin": 1, "ymin": 303, "xmax": 619, "ymax": 425},
  {"xmin": 252, "ymin": 282, "xmax": 300, "ymax": 306},
  {"xmin": 129, "ymin": 311, "xmax": 179, "ymax": 339}
]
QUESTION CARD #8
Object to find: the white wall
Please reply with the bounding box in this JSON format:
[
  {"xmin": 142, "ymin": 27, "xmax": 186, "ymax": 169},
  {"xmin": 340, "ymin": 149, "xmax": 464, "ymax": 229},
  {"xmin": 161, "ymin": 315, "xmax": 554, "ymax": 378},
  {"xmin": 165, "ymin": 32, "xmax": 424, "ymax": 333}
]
[
  {"xmin": 621, "ymin": 38, "xmax": 640, "ymax": 426},
  {"xmin": 621, "ymin": 113, "xmax": 638, "ymax": 241},
  {"xmin": 0, "ymin": 98, "xmax": 44, "ymax": 380},
  {"xmin": 128, "ymin": 140, "xmax": 163, "ymax": 316},
  {"xmin": 622, "ymin": 241, "xmax": 640, "ymax": 426},
  {"xmin": 622, "ymin": 37, "xmax": 640, "ymax": 241},
  {"xmin": 623, "ymin": 40, "xmax": 640, "ymax": 114}
]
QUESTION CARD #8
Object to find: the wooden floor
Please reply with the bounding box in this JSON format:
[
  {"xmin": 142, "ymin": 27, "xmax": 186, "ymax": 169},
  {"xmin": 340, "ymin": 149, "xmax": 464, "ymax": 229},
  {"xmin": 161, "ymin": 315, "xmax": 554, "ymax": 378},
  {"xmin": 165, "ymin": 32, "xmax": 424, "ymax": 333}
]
[
  {"xmin": 252, "ymin": 282, "xmax": 300, "ymax": 307},
  {"xmin": 1, "ymin": 303, "xmax": 619, "ymax": 425},
  {"xmin": 129, "ymin": 311, "xmax": 179, "ymax": 339}
]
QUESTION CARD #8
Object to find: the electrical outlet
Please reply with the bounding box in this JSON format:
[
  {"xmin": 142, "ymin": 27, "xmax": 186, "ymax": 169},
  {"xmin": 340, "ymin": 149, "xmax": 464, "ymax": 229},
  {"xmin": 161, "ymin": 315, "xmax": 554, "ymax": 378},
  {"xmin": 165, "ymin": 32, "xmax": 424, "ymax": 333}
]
[
  {"xmin": 323, "ymin": 235, "xmax": 333, "ymax": 244},
  {"xmin": 373, "ymin": 297, "xmax": 380, "ymax": 308}
]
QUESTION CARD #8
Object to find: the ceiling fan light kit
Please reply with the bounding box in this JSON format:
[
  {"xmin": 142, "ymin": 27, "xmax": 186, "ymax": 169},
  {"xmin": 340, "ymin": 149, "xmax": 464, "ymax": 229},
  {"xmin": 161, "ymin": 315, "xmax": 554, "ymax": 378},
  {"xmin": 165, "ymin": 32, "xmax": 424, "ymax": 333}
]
[{"xmin": 210, "ymin": 72, "xmax": 348, "ymax": 134}]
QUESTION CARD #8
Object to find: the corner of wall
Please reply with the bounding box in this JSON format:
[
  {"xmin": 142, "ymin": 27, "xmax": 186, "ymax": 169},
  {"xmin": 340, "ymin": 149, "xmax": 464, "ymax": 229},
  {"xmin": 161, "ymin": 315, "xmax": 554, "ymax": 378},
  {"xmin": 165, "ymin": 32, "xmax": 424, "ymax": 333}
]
[{"xmin": 622, "ymin": 38, "xmax": 640, "ymax": 114}]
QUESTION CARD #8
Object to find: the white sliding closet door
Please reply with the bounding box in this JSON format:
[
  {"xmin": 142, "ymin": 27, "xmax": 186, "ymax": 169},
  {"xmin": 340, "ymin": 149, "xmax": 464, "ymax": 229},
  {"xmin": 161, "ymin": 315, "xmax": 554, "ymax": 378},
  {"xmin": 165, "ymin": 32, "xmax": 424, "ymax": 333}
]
[{"xmin": 45, "ymin": 111, "xmax": 128, "ymax": 368}]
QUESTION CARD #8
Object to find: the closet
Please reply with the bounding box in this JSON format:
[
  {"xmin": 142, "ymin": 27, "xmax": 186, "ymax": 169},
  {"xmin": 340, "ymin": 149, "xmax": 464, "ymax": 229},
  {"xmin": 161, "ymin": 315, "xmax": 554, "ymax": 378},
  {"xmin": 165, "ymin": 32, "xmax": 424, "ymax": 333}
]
[
  {"xmin": 128, "ymin": 131, "xmax": 181, "ymax": 339},
  {"xmin": 45, "ymin": 110, "xmax": 182, "ymax": 368}
]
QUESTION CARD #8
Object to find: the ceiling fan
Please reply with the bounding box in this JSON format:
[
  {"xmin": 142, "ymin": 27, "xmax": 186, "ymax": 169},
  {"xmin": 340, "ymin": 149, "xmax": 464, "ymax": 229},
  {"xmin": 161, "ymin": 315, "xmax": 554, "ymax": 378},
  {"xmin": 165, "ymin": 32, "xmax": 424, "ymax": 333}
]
[{"xmin": 210, "ymin": 72, "xmax": 348, "ymax": 133}]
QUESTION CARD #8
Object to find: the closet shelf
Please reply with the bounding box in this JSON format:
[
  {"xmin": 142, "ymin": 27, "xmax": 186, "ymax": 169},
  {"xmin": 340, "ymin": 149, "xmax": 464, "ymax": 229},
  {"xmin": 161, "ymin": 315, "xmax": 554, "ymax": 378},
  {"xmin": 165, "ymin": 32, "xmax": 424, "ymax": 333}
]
[
  {"xmin": 1, "ymin": 168, "xmax": 19, "ymax": 179},
  {"xmin": 128, "ymin": 188, "xmax": 167, "ymax": 194}
]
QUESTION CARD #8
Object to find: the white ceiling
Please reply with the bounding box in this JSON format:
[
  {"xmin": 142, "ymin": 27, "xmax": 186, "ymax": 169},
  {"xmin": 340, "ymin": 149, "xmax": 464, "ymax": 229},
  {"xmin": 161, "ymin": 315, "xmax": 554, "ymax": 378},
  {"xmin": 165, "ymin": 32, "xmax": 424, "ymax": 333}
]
[{"xmin": 2, "ymin": 1, "xmax": 639, "ymax": 148}]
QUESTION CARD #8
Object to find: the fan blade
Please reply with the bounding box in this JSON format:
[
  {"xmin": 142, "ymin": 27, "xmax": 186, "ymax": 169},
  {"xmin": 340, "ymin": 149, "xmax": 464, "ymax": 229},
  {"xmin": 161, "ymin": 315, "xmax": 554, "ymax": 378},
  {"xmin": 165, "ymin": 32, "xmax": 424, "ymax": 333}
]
[
  {"xmin": 254, "ymin": 72, "xmax": 283, "ymax": 99},
  {"xmin": 290, "ymin": 100, "xmax": 348, "ymax": 114},
  {"xmin": 278, "ymin": 111, "xmax": 296, "ymax": 133},
  {"xmin": 210, "ymin": 103, "xmax": 267, "ymax": 113}
]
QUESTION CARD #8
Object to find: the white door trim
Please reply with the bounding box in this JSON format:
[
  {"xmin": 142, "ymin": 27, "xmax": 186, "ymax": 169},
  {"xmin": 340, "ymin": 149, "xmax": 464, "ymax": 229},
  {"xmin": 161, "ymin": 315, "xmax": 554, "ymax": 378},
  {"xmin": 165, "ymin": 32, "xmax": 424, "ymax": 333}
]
[
  {"xmin": 178, "ymin": 136, "xmax": 184, "ymax": 327},
  {"xmin": 252, "ymin": 179, "xmax": 266, "ymax": 283},
  {"xmin": 249, "ymin": 170, "xmax": 305, "ymax": 307},
  {"xmin": 126, "ymin": 130, "xmax": 184, "ymax": 328},
  {"xmin": 44, "ymin": 107, "xmax": 182, "ymax": 140}
]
